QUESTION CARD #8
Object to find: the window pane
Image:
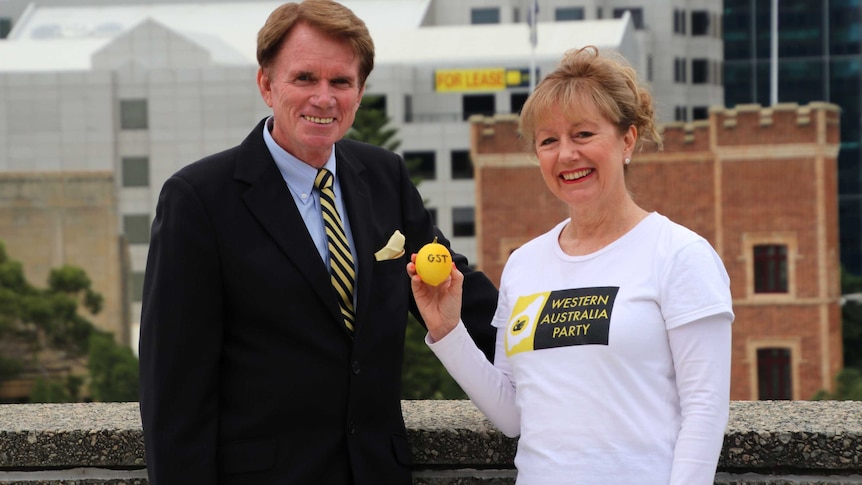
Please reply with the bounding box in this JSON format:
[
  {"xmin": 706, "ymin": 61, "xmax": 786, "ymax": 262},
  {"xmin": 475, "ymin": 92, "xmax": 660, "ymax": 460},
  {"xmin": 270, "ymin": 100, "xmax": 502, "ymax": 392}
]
[
  {"xmin": 692, "ymin": 59, "xmax": 709, "ymax": 84},
  {"xmin": 362, "ymin": 95, "xmax": 386, "ymax": 113},
  {"xmin": 120, "ymin": 99, "xmax": 148, "ymax": 130},
  {"xmin": 613, "ymin": 7, "xmax": 644, "ymax": 29},
  {"xmin": 404, "ymin": 151, "xmax": 436, "ymax": 180},
  {"xmin": 471, "ymin": 7, "xmax": 500, "ymax": 24},
  {"xmin": 131, "ymin": 271, "xmax": 146, "ymax": 303},
  {"xmin": 451, "ymin": 150, "xmax": 473, "ymax": 180},
  {"xmin": 0, "ymin": 18, "xmax": 11, "ymax": 39},
  {"xmin": 757, "ymin": 348, "xmax": 792, "ymax": 400},
  {"xmin": 511, "ymin": 92, "xmax": 529, "ymax": 114},
  {"xmin": 647, "ymin": 55, "xmax": 653, "ymax": 82},
  {"xmin": 122, "ymin": 156, "xmax": 150, "ymax": 187},
  {"xmin": 674, "ymin": 58, "xmax": 687, "ymax": 83},
  {"xmin": 463, "ymin": 94, "xmax": 495, "ymax": 120},
  {"xmin": 831, "ymin": 3, "xmax": 861, "ymax": 55},
  {"xmin": 754, "ymin": 244, "xmax": 788, "ymax": 293},
  {"xmin": 124, "ymin": 214, "xmax": 151, "ymax": 245},
  {"xmin": 404, "ymin": 94, "xmax": 413, "ymax": 123},
  {"xmin": 452, "ymin": 207, "xmax": 475, "ymax": 237},
  {"xmin": 555, "ymin": 7, "xmax": 584, "ymax": 21},
  {"xmin": 691, "ymin": 10, "xmax": 710, "ymax": 36},
  {"xmin": 673, "ymin": 9, "xmax": 687, "ymax": 34}
]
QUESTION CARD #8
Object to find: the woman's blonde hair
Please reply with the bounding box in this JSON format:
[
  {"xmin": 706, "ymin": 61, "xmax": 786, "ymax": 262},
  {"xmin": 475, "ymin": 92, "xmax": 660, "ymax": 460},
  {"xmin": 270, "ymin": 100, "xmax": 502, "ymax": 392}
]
[{"xmin": 518, "ymin": 46, "xmax": 662, "ymax": 153}]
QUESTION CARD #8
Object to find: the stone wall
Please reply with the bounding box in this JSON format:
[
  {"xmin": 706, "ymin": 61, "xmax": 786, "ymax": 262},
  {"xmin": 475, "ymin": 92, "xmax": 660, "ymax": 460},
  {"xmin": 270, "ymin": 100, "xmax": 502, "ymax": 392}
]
[{"xmin": 0, "ymin": 400, "xmax": 861, "ymax": 484}]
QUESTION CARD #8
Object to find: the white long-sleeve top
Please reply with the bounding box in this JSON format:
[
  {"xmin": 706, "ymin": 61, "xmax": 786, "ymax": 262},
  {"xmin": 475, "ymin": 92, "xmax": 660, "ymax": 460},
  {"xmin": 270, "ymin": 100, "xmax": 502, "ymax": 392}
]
[{"xmin": 428, "ymin": 213, "xmax": 734, "ymax": 485}]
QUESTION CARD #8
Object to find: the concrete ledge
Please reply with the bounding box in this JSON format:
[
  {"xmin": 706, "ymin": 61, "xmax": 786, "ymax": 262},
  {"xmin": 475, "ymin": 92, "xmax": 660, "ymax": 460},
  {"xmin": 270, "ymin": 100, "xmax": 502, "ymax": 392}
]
[
  {"xmin": 721, "ymin": 401, "xmax": 862, "ymax": 471},
  {"xmin": 0, "ymin": 401, "xmax": 860, "ymax": 484}
]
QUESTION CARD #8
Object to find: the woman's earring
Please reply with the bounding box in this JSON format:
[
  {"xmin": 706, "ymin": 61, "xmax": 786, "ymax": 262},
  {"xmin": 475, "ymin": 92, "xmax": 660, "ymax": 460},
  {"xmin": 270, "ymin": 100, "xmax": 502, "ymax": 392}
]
[{"xmin": 624, "ymin": 158, "xmax": 631, "ymax": 165}]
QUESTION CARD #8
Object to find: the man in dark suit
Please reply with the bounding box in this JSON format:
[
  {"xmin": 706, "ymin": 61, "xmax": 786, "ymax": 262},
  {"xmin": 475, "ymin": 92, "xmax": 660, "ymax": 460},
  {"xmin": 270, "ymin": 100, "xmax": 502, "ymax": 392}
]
[{"xmin": 137, "ymin": 1, "xmax": 497, "ymax": 484}]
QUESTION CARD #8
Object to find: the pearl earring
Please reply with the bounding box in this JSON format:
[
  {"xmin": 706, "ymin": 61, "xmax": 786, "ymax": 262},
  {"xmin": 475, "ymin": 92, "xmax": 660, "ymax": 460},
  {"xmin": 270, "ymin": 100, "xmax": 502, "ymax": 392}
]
[{"xmin": 624, "ymin": 158, "xmax": 631, "ymax": 165}]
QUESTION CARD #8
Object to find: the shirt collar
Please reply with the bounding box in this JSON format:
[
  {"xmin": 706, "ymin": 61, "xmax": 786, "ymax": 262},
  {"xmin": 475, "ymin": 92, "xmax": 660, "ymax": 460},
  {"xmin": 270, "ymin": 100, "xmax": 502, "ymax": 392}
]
[{"xmin": 263, "ymin": 116, "xmax": 337, "ymax": 204}]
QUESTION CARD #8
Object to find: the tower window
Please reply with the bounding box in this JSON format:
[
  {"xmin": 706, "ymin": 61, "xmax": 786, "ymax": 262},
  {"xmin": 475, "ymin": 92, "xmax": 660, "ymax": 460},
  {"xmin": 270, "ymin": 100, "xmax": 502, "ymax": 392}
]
[
  {"xmin": 754, "ymin": 244, "xmax": 788, "ymax": 293},
  {"xmin": 757, "ymin": 348, "xmax": 792, "ymax": 400}
]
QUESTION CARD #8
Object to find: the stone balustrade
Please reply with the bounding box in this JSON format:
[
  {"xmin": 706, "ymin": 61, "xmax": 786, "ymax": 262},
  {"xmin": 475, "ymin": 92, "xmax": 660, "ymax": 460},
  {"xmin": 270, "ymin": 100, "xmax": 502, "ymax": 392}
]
[{"xmin": 0, "ymin": 400, "xmax": 861, "ymax": 484}]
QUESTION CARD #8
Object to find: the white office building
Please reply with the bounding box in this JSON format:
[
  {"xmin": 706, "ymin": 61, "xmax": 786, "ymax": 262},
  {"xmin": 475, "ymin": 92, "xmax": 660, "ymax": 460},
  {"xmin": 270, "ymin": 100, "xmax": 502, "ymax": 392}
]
[{"xmin": 0, "ymin": 0, "xmax": 722, "ymax": 347}]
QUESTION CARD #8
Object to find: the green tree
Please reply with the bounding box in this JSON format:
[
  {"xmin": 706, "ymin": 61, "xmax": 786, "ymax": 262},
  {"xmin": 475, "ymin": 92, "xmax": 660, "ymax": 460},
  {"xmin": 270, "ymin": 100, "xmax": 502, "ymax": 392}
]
[
  {"xmin": 0, "ymin": 240, "xmax": 136, "ymax": 402},
  {"xmin": 30, "ymin": 374, "xmax": 83, "ymax": 403},
  {"xmin": 346, "ymin": 93, "xmax": 423, "ymax": 184},
  {"xmin": 813, "ymin": 266, "xmax": 862, "ymax": 399},
  {"xmin": 813, "ymin": 368, "xmax": 862, "ymax": 401},
  {"xmin": 0, "ymin": 243, "xmax": 101, "ymax": 394},
  {"xmin": 345, "ymin": 95, "xmax": 400, "ymax": 151},
  {"xmin": 841, "ymin": 267, "xmax": 862, "ymax": 370},
  {"xmin": 346, "ymin": 94, "xmax": 466, "ymax": 399},
  {"xmin": 88, "ymin": 331, "xmax": 139, "ymax": 402},
  {"xmin": 401, "ymin": 314, "xmax": 466, "ymax": 399}
]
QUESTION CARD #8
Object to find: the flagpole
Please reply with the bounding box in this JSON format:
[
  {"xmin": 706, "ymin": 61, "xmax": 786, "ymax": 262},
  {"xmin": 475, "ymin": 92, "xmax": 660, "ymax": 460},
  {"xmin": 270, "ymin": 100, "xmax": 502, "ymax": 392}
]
[
  {"xmin": 770, "ymin": 0, "xmax": 778, "ymax": 106},
  {"xmin": 529, "ymin": 47, "xmax": 536, "ymax": 93},
  {"xmin": 528, "ymin": 0, "xmax": 538, "ymax": 93}
]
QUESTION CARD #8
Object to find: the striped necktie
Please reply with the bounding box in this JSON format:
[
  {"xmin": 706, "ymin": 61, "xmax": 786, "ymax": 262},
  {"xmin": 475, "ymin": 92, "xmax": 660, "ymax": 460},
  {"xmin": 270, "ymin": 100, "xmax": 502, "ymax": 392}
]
[{"xmin": 314, "ymin": 168, "xmax": 355, "ymax": 333}]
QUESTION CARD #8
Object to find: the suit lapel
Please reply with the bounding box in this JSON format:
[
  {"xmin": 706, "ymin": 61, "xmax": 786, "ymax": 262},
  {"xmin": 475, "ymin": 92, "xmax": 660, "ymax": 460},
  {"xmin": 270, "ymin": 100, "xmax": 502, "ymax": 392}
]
[
  {"xmin": 335, "ymin": 143, "xmax": 374, "ymax": 333},
  {"xmin": 234, "ymin": 120, "xmax": 344, "ymax": 327}
]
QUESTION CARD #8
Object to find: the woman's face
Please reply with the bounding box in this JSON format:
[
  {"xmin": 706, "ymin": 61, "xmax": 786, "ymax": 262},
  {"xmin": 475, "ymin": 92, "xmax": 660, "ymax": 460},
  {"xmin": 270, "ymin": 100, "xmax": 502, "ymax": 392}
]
[{"xmin": 533, "ymin": 100, "xmax": 636, "ymax": 210}]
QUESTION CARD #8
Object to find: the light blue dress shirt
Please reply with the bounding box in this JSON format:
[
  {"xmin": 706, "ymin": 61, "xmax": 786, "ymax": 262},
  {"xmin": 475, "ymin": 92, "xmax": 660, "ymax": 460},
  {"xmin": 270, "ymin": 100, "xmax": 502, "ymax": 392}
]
[{"xmin": 262, "ymin": 118, "xmax": 359, "ymax": 281}]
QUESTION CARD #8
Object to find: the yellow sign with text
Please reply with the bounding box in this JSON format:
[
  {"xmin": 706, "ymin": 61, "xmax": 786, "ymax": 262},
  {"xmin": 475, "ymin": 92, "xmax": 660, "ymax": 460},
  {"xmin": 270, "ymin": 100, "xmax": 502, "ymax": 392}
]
[{"xmin": 435, "ymin": 68, "xmax": 531, "ymax": 92}]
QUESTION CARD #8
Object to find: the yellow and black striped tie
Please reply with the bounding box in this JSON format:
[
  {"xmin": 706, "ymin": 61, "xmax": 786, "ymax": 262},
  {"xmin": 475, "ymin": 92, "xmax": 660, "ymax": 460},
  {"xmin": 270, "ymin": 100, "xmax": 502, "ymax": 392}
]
[{"xmin": 314, "ymin": 168, "xmax": 355, "ymax": 333}]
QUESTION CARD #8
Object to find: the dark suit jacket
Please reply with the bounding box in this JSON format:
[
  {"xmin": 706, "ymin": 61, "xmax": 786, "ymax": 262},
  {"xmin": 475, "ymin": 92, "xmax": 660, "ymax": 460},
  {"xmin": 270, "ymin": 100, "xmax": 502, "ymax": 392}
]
[{"xmin": 138, "ymin": 118, "xmax": 498, "ymax": 484}]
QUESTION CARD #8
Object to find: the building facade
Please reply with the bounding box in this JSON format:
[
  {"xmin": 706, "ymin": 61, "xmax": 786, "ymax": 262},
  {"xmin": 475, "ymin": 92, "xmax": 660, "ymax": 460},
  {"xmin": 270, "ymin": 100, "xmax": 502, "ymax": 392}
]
[
  {"xmin": 471, "ymin": 103, "xmax": 843, "ymax": 400},
  {"xmin": 0, "ymin": 1, "xmax": 724, "ymax": 350},
  {"xmin": 723, "ymin": 0, "xmax": 862, "ymax": 275}
]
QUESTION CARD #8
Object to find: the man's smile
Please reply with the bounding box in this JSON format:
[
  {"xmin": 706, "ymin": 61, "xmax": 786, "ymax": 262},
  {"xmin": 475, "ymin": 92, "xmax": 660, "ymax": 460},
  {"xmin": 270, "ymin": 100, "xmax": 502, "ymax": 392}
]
[{"xmin": 303, "ymin": 115, "xmax": 335, "ymax": 124}]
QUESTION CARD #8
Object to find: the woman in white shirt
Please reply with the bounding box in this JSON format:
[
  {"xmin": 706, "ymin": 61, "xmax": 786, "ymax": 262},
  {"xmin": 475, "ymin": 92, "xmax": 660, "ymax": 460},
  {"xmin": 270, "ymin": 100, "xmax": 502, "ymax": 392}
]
[{"xmin": 408, "ymin": 46, "xmax": 734, "ymax": 485}]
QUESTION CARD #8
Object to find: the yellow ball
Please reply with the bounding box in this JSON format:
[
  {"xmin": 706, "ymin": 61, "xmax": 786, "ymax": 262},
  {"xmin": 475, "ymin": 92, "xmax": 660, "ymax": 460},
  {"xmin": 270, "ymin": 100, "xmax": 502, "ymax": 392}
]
[{"xmin": 415, "ymin": 237, "xmax": 453, "ymax": 286}]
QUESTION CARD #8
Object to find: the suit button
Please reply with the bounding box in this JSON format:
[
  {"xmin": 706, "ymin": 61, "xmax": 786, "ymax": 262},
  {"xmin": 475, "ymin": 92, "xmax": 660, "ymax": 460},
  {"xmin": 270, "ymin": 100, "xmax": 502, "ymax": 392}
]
[
  {"xmin": 352, "ymin": 361, "xmax": 361, "ymax": 374},
  {"xmin": 348, "ymin": 421, "xmax": 356, "ymax": 434}
]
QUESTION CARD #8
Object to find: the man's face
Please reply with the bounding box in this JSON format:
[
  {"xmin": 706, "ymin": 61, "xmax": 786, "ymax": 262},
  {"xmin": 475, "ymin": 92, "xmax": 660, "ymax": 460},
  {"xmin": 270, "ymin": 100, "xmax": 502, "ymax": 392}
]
[{"xmin": 257, "ymin": 23, "xmax": 364, "ymax": 167}]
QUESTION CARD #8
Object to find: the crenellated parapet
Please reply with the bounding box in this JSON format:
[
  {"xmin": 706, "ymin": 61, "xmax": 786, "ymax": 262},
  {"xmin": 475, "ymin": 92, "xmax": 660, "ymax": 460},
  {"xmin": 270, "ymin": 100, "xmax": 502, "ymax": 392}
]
[
  {"xmin": 653, "ymin": 102, "xmax": 841, "ymax": 155},
  {"xmin": 469, "ymin": 103, "xmax": 842, "ymax": 160}
]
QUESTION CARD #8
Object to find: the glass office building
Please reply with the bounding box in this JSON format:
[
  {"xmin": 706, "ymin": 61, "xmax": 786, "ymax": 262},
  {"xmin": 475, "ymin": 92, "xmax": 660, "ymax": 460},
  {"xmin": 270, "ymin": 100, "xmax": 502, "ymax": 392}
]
[{"xmin": 724, "ymin": 0, "xmax": 862, "ymax": 274}]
